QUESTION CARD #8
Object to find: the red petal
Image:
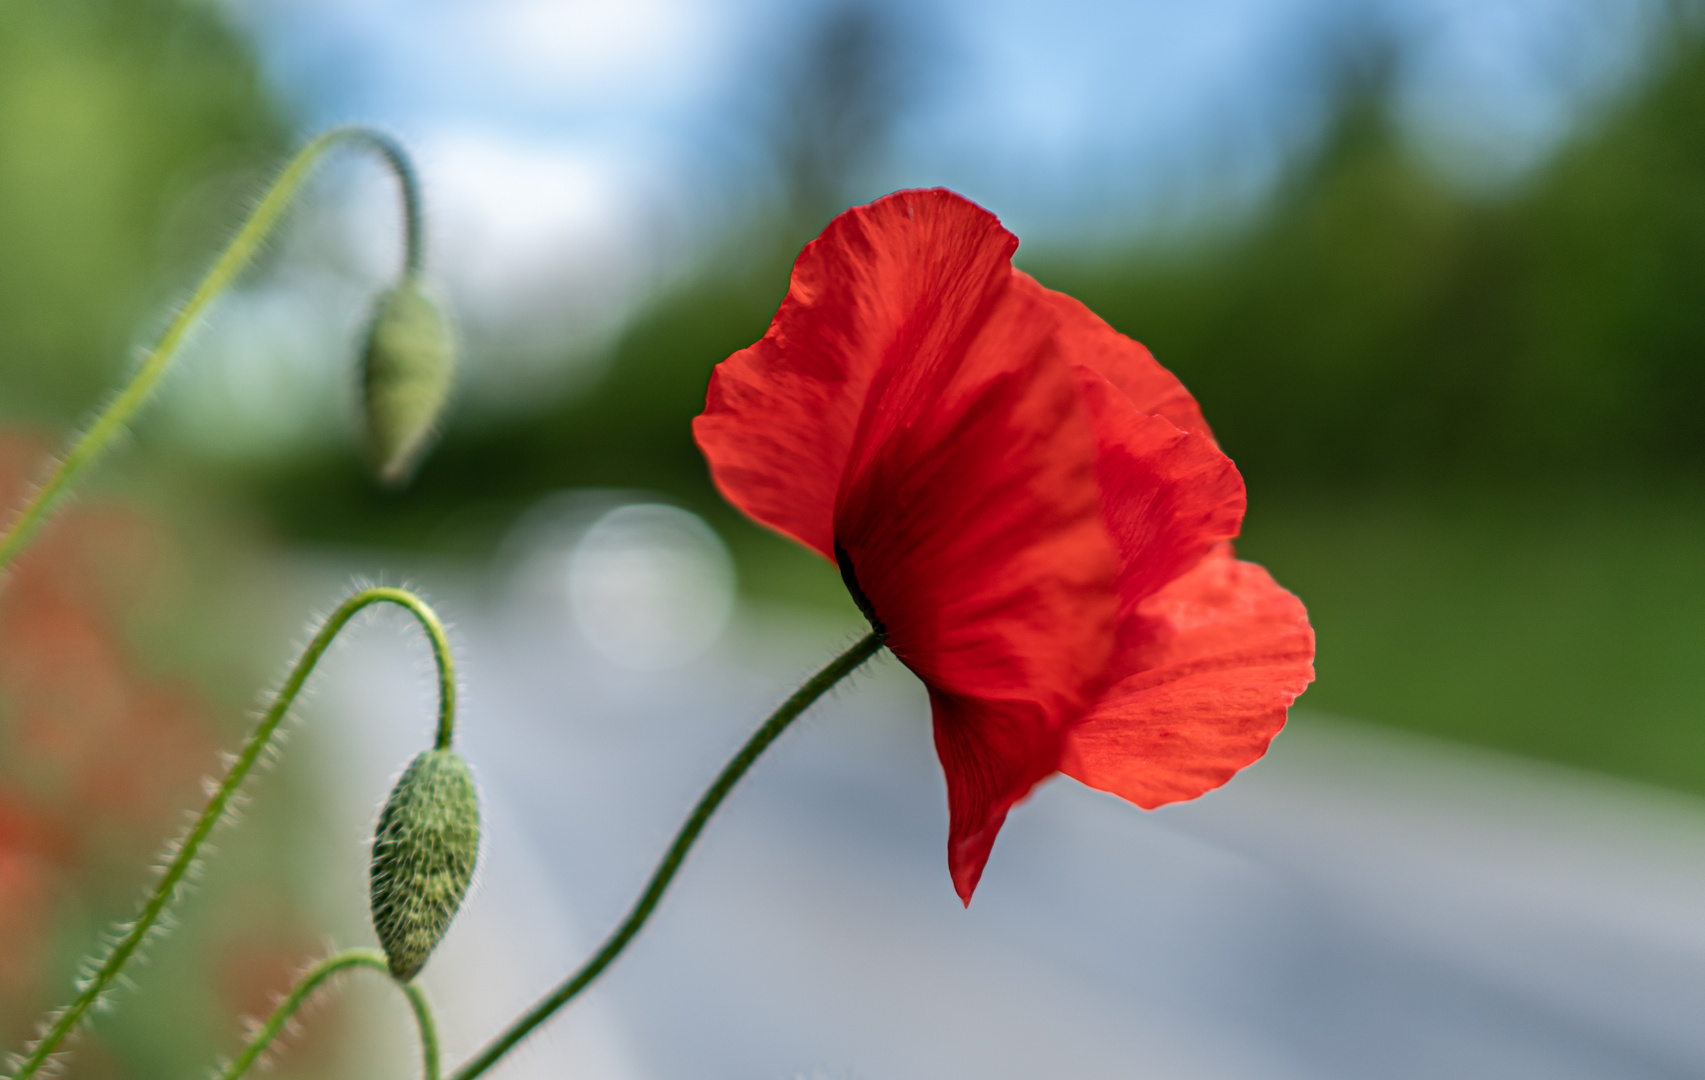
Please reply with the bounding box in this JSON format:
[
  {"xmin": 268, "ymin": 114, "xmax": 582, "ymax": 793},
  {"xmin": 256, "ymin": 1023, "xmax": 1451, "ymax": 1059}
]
[
  {"xmin": 823, "ymin": 209, "xmax": 1121, "ymax": 905},
  {"xmin": 928, "ymin": 690, "xmax": 1057, "ymax": 904},
  {"xmin": 1023, "ymin": 272, "xmax": 1215, "ymax": 442},
  {"xmin": 1071, "ymin": 358, "xmax": 1245, "ymax": 620},
  {"xmin": 694, "ymin": 190, "xmax": 1020, "ymax": 558},
  {"xmin": 1061, "ymin": 547, "xmax": 1315, "ymax": 809}
]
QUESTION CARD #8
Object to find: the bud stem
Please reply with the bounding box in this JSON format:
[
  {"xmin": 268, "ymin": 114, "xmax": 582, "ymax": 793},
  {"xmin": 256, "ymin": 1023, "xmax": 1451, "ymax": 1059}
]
[
  {"xmin": 0, "ymin": 126, "xmax": 426, "ymax": 577},
  {"xmin": 4, "ymin": 586, "xmax": 455, "ymax": 1080},
  {"xmin": 447, "ymin": 631, "xmax": 886, "ymax": 1080},
  {"xmin": 217, "ymin": 948, "xmax": 440, "ymax": 1080}
]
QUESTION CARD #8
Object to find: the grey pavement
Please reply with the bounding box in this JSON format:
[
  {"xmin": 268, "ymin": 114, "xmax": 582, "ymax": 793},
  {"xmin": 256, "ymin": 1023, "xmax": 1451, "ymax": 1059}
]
[{"xmin": 303, "ymin": 539, "xmax": 1705, "ymax": 1080}]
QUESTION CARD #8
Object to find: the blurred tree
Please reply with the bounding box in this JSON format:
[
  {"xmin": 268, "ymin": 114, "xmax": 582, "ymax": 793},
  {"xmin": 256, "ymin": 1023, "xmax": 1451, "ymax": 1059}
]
[
  {"xmin": 768, "ymin": 0, "xmax": 922, "ymax": 242},
  {"xmin": 1516, "ymin": 17, "xmax": 1705, "ymax": 469},
  {"xmin": 0, "ymin": 0, "xmax": 287, "ymax": 423},
  {"xmin": 1030, "ymin": 41, "xmax": 1515, "ymax": 487},
  {"xmin": 1038, "ymin": 11, "xmax": 1705, "ymax": 492}
]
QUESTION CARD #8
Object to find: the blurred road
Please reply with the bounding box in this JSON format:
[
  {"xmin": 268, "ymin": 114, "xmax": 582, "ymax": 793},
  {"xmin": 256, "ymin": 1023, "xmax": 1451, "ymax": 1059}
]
[{"xmin": 310, "ymin": 555, "xmax": 1705, "ymax": 1080}]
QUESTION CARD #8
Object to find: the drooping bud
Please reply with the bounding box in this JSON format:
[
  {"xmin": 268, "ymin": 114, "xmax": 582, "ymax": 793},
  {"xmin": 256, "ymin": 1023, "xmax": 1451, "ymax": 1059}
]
[
  {"xmin": 362, "ymin": 277, "xmax": 456, "ymax": 487},
  {"xmin": 370, "ymin": 748, "xmax": 479, "ymax": 981}
]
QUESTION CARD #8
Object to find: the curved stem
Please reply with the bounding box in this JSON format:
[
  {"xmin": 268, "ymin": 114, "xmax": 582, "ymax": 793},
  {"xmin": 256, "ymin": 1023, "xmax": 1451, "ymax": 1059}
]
[
  {"xmin": 0, "ymin": 126, "xmax": 425, "ymax": 577},
  {"xmin": 448, "ymin": 631, "xmax": 885, "ymax": 1080},
  {"xmin": 353, "ymin": 129, "xmax": 426, "ymax": 278},
  {"xmin": 218, "ymin": 948, "xmax": 439, "ymax": 1080},
  {"xmin": 400, "ymin": 975, "xmax": 442, "ymax": 1080},
  {"xmin": 6, "ymin": 587, "xmax": 455, "ymax": 1080}
]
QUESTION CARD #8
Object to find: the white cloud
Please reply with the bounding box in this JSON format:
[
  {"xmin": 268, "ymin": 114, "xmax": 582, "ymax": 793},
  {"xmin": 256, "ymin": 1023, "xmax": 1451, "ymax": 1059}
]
[
  {"xmin": 405, "ymin": 127, "xmax": 674, "ymax": 410},
  {"xmin": 422, "ymin": 129, "xmax": 643, "ymax": 300},
  {"xmin": 476, "ymin": 0, "xmax": 720, "ymax": 99}
]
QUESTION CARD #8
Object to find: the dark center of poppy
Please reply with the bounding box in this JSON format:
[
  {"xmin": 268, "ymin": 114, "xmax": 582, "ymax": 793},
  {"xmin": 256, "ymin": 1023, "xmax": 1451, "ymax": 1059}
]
[{"xmin": 834, "ymin": 540, "xmax": 887, "ymax": 638}]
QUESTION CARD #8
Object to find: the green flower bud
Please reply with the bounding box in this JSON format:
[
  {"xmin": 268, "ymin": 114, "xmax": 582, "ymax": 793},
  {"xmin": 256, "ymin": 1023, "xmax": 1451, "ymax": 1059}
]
[
  {"xmin": 370, "ymin": 748, "xmax": 479, "ymax": 981},
  {"xmin": 362, "ymin": 278, "xmax": 456, "ymax": 487}
]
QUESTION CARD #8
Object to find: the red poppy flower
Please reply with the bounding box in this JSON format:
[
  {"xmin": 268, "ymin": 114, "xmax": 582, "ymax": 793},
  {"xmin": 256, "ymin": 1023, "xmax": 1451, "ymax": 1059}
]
[{"xmin": 694, "ymin": 190, "xmax": 1314, "ymax": 903}]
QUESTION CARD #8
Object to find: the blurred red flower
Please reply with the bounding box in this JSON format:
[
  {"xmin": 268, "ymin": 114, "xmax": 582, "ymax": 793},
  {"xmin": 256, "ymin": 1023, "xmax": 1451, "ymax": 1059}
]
[
  {"xmin": 695, "ymin": 190, "xmax": 1315, "ymax": 902},
  {"xmin": 0, "ymin": 432, "xmax": 218, "ymax": 1033}
]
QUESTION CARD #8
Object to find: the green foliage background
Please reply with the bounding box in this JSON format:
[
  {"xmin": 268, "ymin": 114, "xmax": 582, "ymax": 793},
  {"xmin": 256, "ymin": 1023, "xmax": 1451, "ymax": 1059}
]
[{"xmin": 0, "ymin": 0, "xmax": 284, "ymax": 421}]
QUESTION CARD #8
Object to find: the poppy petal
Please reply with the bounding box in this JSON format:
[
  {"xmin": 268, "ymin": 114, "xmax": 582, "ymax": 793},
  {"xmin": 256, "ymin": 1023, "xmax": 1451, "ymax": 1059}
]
[
  {"xmin": 1062, "ymin": 547, "xmax": 1315, "ymax": 809},
  {"xmin": 1074, "ymin": 363, "xmax": 1245, "ymax": 618},
  {"xmin": 694, "ymin": 189, "xmax": 1019, "ymax": 559},
  {"xmin": 928, "ymin": 690, "xmax": 1058, "ymax": 903},
  {"xmin": 833, "ymin": 260, "xmax": 1120, "ymax": 904},
  {"xmin": 1022, "ymin": 272, "xmax": 1215, "ymax": 442}
]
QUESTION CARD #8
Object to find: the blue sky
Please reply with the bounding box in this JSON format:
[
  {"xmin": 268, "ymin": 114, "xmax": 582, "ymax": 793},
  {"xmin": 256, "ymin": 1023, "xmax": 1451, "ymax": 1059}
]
[
  {"xmin": 238, "ymin": 0, "xmax": 1653, "ymax": 237},
  {"xmin": 165, "ymin": 0, "xmax": 1656, "ymax": 451}
]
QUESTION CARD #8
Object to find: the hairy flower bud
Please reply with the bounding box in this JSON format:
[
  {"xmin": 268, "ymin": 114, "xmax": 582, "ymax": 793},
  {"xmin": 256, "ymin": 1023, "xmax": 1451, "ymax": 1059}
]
[
  {"xmin": 362, "ymin": 278, "xmax": 456, "ymax": 487},
  {"xmin": 370, "ymin": 748, "xmax": 479, "ymax": 981}
]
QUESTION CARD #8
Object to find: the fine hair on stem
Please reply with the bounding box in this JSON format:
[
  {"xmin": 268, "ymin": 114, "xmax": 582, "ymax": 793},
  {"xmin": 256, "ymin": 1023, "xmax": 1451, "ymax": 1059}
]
[
  {"xmin": 217, "ymin": 948, "xmax": 439, "ymax": 1080},
  {"xmin": 4, "ymin": 587, "xmax": 456, "ymax": 1080}
]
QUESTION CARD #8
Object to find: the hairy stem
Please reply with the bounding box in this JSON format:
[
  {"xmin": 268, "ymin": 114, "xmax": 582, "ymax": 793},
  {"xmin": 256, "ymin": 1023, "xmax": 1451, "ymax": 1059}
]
[
  {"xmin": 218, "ymin": 948, "xmax": 439, "ymax": 1080},
  {"xmin": 0, "ymin": 126, "xmax": 423, "ymax": 577},
  {"xmin": 5, "ymin": 586, "xmax": 454, "ymax": 1080},
  {"xmin": 448, "ymin": 631, "xmax": 885, "ymax": 1080}
]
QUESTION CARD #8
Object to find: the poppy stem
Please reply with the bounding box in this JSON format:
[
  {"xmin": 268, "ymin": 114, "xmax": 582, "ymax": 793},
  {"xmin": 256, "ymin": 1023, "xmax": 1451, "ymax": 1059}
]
[
  {"xmin": 5, "ymin": 586, "xmax": 455, "ymax": 1080},
  {"xmin": 0, "ymin": 125, "xmax": 424, "ymax": 578},
  {"xmin": 215, "ymin": 948, "xmax": 439, "ymax": 1080},
  {"xmin": 444, "ymin": 631, "xmax": 887, "ymax": 1080}
]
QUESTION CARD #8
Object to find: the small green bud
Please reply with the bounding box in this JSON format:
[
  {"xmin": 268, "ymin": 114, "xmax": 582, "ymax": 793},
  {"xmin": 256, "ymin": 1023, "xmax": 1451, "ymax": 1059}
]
[
  {"xmin": 370, "ymin": 748, "xmax": 479, "ymax": 981},
  {"xmin": 362, "ymin": 278, "xmax": 456, "ymax": 487}
]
